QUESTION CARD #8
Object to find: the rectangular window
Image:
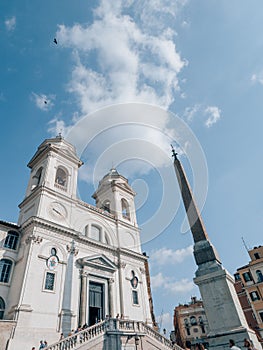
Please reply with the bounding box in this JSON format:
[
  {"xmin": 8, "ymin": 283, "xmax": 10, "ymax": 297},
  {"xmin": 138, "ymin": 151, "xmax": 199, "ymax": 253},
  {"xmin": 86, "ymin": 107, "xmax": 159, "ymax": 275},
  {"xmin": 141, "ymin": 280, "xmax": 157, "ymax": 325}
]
[
  {"xmin": 132, "ymin": 290, "xmax": 139, "ymax": 305},
  {"xmin": 44, "ymin": 272, "xmax": 55, "ymax": 291},
  {"xmin": 250, "ymin": 291, "xmax": 260, "ymax": 302},
  {"xmin": 259, "ymin": 312, "xmax": 263, "ymax": 323},
  {"xmin": 234, "ymin": 273, "xmax": 241, "ymax": 281},
  {"xmin": 0, "ymin": 259, "xmax": 12, "ymax": 283},
  {"xmin": 4, "ymin": 232, "xmax": 19, "ymax": 250},
  {"xmin": 254, "ymin": 253, "xmax": 260, "ymax": 260}
]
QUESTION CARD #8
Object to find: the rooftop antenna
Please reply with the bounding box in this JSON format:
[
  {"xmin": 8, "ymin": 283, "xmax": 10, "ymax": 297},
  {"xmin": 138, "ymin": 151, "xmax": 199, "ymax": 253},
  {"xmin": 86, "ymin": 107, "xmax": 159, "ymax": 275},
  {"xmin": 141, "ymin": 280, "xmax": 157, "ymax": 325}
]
[
  {"xmin": 242, "ymin": 236, "xmax": 250, "ymax": 255},
  {"xmin": 159, "ymin": 309, "xmax": 164, "ymax": 332}
]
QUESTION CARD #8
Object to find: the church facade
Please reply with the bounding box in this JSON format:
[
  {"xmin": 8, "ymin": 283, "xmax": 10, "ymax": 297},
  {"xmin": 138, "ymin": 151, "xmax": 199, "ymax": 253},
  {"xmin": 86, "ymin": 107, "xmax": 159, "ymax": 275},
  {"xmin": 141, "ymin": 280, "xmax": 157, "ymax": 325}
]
[{"xmin": 0, "ymin": 136, "xmax": 174, "ymax": 350}]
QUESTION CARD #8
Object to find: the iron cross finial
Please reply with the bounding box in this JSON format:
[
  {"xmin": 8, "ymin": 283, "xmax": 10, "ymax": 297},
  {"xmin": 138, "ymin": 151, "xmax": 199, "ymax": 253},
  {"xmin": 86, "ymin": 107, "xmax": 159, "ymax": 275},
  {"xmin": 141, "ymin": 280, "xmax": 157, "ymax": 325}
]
[{"xmin": 171, "ymin": 144, "xmax": 178, "ymax": 159}]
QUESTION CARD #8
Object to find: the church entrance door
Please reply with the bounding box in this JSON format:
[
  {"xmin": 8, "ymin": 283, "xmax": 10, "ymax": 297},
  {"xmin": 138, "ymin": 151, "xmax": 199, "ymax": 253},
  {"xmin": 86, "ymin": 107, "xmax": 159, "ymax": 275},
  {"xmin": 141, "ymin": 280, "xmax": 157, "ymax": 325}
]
[{"xmin": 89, "ymin": 282, "xmax": 104, "ymax": 326}]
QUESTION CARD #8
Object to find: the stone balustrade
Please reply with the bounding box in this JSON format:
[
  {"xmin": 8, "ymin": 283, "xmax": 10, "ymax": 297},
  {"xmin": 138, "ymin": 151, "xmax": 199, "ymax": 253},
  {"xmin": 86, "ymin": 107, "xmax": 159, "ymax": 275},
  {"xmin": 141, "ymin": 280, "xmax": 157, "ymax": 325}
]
[
  {"xmin": 45, "ymin": 318, "xmax": 180, "ymax": 350},
  {"xmin": 45, "ymin": 320, "xmax": 106, "ymax": 350},
  {"xmin": 141, "ymin": 322, "xmax": 180, "ymax": 349}
]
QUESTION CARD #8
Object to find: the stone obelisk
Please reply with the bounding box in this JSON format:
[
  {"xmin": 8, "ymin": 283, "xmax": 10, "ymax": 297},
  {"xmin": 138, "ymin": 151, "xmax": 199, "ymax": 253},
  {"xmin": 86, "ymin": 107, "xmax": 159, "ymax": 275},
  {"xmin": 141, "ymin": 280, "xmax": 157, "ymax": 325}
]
[{"xmin": 172, "ymin": 148, "xmax": 261, "ymax": 350}]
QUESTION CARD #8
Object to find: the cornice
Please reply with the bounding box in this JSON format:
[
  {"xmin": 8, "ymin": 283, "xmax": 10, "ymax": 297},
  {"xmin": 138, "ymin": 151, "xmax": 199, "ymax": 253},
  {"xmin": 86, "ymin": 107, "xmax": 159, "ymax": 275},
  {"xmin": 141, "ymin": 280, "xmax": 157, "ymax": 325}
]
[
  {"xmin": 76, "ymin": 199, "xmax": 116, "ymax": 222},
  {"xmin": 0, "ymin": 220, "xmax": 20, "ymax": 229},
  {"xmin": 18, "ymin": 185, "xmax": 43, "ymax": 208},
  {"xmin": 111, "ymin": 181, "xmax": 136, "ymax": 196},
  {"xmin": 19, "ymin": 182, "xmax": 139, "ymax": 233},
  {"xmin": 118, "ymin": 247, "xmax": 148, "ymax": 262},
  {"xmin": 20, "ymin": 217, "xmax": 147, "ymax": 261},
  {"xmin": 28, "ymin": 143, "xmax": 82, "ymax": 169},
  {"xmin": 116, "ymin": 219, "xmax": 140, "ymax": 232},
  {"xmin": 20, "ymin": 216, "xmax": 117, "ymax": 253}
]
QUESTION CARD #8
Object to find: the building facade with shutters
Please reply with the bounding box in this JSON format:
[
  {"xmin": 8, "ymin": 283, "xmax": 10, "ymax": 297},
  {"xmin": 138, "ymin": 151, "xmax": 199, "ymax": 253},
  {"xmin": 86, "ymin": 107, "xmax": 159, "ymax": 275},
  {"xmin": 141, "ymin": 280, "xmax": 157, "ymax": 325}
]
[
  {"xmin": 234, "ymin": 245, "xmax": 263, "ymax": 346},
  {"xmin": 0, "ymin": 136, "xmax": 174, "ymax": 350},
  {"xmin": 173, "ymin": 297, "xmax": 209, "ymax": 348}
]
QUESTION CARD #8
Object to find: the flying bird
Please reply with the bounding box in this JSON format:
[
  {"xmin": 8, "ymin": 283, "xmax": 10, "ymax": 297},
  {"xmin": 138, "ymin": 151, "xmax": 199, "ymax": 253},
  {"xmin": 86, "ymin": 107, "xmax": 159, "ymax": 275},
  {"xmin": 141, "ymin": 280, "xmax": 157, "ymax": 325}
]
[
  {"xmin": 44, "ymin": 101, "xmax": 47, "ymax": 104},
  {"xmin": 53, "ymin": 38, "xmax": 58, "ymax": 45}
]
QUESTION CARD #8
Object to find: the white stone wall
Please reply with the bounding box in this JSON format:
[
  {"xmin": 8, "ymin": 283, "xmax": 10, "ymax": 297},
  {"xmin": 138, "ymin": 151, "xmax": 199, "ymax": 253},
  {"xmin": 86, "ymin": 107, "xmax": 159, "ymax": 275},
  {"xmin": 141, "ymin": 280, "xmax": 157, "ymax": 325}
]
[{"xmin": 0, "ymin": 137, "xmax": 153, "ymax": 350}]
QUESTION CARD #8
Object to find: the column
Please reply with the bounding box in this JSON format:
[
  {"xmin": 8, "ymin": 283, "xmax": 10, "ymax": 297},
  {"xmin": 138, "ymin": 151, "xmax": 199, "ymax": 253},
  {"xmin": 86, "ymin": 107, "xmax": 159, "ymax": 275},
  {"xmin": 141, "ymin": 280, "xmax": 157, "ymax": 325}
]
[
  {"xmin": 79, "ymin": 269, "xmax": 88, "ymax": 326},
  {"xmin": 108, "ymin": 278, "xmax": 114, "ymax": 317},
  {"xmin": 61, "ymin": 240, "xmax": 78, "ymax": 336}
]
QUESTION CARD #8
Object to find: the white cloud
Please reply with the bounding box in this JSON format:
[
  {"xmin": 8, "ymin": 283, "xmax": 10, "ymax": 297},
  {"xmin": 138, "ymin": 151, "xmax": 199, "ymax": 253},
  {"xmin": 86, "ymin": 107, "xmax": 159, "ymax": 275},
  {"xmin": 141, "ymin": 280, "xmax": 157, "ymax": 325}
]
[
  {"xmin": 31, "ymin": 92, "xmax": 55, "ymax": 111},
  {"xmin": 48, "ymin": 3, "xmax": 208, "ymax": 230},
  {"xmin": 151, "ymin": 272, "xmax": 167, "ymax": 288},
  {"xmin": 129, "ymin": 0, "xmax": 187, "ymax": 35},
  {"xmin": 157, "ymin": 312, "xmax": 173, "ymax": 333},
  {"xmin": 48, "ymin": 118, "xmax": 68, "ymax": 136},
  {"xmin": 150, "ymin": 245, "xmax": 193, "ymax": 266},
  {"xmin": 63, "ymin": 103, "xmax": 198, "ymax": 184},
  {"xmin": 183, "ymin": 104, "xmax": 221, "ymax": 128},
  {"xmin": 183, "ymin": 104, "xmax": 201, "ymax": 122},
  {"xmin": 251, "ymin": 72, "xmax": 263, "ymax": 85},
  {"xmin": 151, "ymin": 272, "xmax": 195, "ymax": 293},
  {"xmin": 181, "ymin": 20, "xmax": 189, "ymax": 28},
  {"xmin": 52, "ymin": 2, "xmax": 190, "ymax": 175},
  {"xmin": 204, "ymin": 106, "xmax": 221, "ymax": 128},
  {"xmin": 49, "ymin": 1, "xmax": 190, "ymax": 183},
  {"xmin": 167, "ymin": 278, "xmax": 195, "ymax": 293},
  {"xmin": 5, "ymin": 16, "xmax": 16, "ymax": 32},
  {"xmin": 56, "ymin": 1, "xmax": 186, "ymax": 116}
]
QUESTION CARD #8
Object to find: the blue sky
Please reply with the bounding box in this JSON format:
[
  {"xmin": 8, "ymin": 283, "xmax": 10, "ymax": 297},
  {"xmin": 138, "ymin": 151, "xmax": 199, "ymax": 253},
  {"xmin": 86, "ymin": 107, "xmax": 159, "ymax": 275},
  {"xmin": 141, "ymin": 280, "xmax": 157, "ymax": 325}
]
[{"xmin": 1, "ymin": 0, "xmax": 263, "ymax": 332}]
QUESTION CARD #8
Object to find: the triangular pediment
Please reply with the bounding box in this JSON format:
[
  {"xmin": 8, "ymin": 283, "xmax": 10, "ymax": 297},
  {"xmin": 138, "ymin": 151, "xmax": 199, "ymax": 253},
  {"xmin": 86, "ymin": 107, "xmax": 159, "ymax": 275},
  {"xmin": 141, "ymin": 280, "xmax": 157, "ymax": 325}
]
[{"xmin": 78, "ymin": 254, "xmax": 117, "ymax": 272}]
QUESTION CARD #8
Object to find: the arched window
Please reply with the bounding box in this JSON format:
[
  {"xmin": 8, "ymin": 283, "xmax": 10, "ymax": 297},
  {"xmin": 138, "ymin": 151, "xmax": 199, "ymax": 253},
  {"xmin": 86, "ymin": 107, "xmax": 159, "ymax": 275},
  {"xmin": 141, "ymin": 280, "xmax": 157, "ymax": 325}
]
[
  {"xmin": 243, "ymin": 272, "xmax": 252, "ymax": 282},
  {"xmin": 256, "ymin": 270, "xmax": 263, "ymax": 283},
  {"xmin": 0, "ymin": 297, "xmax": 5, "ymax": 319},
  {"xmin": 101, "ymin": 200, "xmax": 110, "ymax": 213},
  {"xmin": 90, "ymin": 225, "xmax": 101, "ymax": 241},
  {"xmin": 31, "ymin": 167, "xmax": 43, "ymax": 190},
  {"xmin": 121, "ymin": 198, "xmax": 130, "ymax": 220},
  {"xmin": 190, "ymin": 316, "xmax": 197, "ymax": 325},
  {"xmin": 4, "ymin": 231, "xmax": 19, "ymax": 250},
  {"xmin": 0, "ymin": 259, "xmax": 13, "ymax": 283},
  {"xmin": 184, "ymin": 318, "xmax": 189, "ymax": 326},
  {"xmin": 55, "ymin": 167, "xmax": 67, "ymax": 188},
  {"xmin": 51, "ymin": 247, "xmax": 57, "ymax": 256},
  {"xmin": 85, "ymin": 225, "xmax": 111, "ymax": 245}
]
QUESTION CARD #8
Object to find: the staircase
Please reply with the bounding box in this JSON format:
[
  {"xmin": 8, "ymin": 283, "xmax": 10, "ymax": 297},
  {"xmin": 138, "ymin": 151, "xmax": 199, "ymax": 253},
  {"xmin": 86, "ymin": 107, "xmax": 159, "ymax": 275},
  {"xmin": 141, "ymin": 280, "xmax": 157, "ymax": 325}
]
[{"xmin": 45, "ymin": 318, "xmax": 183, "ymax": 350}]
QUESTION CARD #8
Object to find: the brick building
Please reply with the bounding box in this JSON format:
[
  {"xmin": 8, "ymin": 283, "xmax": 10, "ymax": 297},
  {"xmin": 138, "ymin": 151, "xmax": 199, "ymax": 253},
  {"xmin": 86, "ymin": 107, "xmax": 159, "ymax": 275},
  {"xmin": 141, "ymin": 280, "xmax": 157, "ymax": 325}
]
[
  {"xmin": 234, "ymin": 245, "xmax": 263, "ymax": 346},
  {"xmin": 173, "ymin": 297, "xmax": 209, "ymax": 348}
]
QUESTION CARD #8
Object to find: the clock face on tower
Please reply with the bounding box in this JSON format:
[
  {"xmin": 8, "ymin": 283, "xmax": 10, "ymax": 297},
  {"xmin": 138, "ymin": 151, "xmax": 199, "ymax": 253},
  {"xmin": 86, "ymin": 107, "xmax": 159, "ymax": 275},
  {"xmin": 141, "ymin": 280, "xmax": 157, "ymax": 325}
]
[{"xmin": 48, "ymin": 202, "xmax": 67, "ymax": 220}]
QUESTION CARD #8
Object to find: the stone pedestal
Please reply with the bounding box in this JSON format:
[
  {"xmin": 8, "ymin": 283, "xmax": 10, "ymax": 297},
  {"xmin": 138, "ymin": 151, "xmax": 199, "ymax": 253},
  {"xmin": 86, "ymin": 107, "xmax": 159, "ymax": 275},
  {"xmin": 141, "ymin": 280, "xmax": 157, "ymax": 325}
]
[{"xmin": 194, "ymin": 266, "xmax": 261, "ymax": 350}]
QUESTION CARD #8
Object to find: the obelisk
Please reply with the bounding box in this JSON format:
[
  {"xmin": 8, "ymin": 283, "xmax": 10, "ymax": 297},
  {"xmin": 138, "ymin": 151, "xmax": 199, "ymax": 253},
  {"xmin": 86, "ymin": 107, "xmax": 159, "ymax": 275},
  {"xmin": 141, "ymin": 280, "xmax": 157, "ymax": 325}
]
[{"xmin": 172, "ymin": 147, "xmax": 261, "ymax": 350}]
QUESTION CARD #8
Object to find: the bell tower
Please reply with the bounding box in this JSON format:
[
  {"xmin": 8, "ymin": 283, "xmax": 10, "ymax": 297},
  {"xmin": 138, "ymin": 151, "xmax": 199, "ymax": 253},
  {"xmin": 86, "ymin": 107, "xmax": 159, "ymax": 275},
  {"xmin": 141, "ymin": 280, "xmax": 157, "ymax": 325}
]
[
  {"xmin": 92, "ymin": 168, "xmax": 138, "ymax": 227},
  {"xmin": 18, "ymin": 135, "xmax": 83, "ymax": 225}
]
